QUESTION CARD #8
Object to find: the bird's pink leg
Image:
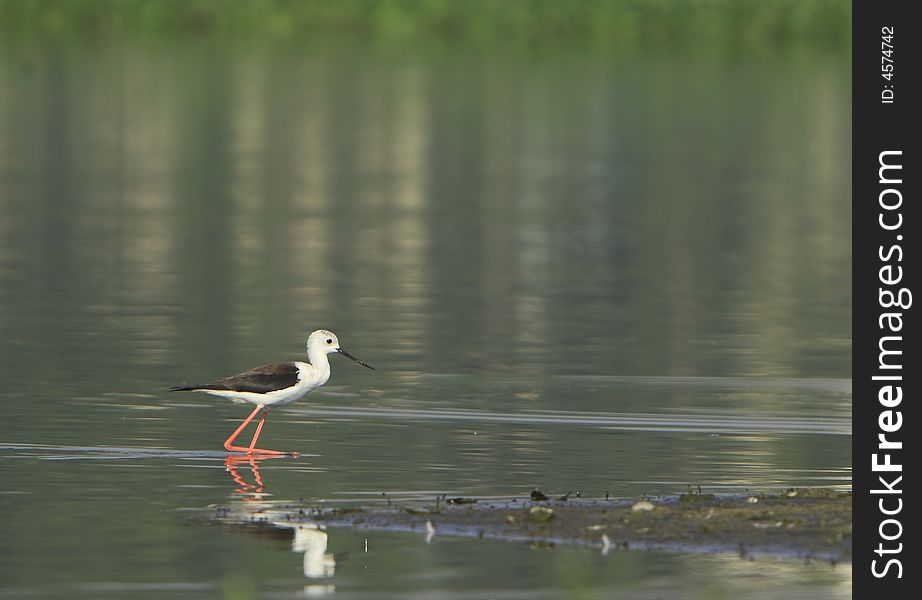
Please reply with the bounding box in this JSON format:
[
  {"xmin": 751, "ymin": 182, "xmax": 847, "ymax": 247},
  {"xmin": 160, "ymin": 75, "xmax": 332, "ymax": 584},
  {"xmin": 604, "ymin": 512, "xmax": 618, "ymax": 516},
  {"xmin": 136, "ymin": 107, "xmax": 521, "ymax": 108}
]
[
  {"xmin": 224, "ymin": 405, "xmax": 293, "ymax": 456},
  {"xmin": 248, "ymin": 411, "xmax": 268, "ymax": 451},
  {"xmin": 223, "ymin": 405, "xmax": 262, "ymax": 452},
  {"xmin": 248, "ymin": 411, "xmax": 296, "ymax": 456}
]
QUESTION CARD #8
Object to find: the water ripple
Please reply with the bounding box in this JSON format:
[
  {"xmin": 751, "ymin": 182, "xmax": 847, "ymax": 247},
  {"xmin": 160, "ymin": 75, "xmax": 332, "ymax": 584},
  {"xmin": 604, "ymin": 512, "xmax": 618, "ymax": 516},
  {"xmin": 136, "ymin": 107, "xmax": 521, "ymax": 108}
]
[{"xmin": 290, "ymin": 406, "xmax": 850, "ymax": 435}]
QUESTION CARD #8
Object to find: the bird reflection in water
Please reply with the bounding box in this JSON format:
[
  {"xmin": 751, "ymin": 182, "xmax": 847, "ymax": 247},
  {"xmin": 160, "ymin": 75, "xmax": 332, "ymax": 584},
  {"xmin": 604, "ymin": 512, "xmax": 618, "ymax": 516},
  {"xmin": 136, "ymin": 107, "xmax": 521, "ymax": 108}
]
[
  {"xmin": 222, "ymin": 455, "xmax": 336, "ymax": 595},
  {"xmin": 224, "ymin": 455, "xmax": 271, "ymax": 496},
  {"xmin": 292, "ymin": 523, "xmax": 336, "ymax": 579}
]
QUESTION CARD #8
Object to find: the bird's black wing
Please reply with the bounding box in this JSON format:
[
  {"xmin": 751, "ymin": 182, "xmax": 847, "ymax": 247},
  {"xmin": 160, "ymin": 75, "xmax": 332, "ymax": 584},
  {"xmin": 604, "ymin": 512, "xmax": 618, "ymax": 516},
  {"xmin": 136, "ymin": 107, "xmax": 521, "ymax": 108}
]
[{"xmin": 169, "ymin": 362, "xmax": 300, "ymax": 394}]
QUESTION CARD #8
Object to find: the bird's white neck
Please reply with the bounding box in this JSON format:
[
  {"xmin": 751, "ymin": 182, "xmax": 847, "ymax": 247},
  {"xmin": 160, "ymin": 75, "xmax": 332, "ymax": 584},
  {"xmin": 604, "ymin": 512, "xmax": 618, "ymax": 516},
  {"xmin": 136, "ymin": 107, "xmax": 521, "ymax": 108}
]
[{"xmin": 307, "ymin": 344, "xmax": 332, "ymax": 374}]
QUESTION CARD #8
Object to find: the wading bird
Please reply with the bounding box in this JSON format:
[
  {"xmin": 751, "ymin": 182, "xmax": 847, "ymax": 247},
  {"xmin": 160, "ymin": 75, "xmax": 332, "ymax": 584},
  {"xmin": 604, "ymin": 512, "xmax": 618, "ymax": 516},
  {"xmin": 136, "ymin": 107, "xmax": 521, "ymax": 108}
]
[{"xmin": 169, "ymin": 329, "xmax": 374, "ymax": 456}]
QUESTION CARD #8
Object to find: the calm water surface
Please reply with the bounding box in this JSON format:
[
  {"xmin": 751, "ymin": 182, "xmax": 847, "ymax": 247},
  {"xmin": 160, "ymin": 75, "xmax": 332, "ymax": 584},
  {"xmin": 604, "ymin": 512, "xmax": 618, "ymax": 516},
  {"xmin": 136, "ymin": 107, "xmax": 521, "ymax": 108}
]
[{"xmin": 0, "ymin": 37, "xmax": 850, "ymax": 598}]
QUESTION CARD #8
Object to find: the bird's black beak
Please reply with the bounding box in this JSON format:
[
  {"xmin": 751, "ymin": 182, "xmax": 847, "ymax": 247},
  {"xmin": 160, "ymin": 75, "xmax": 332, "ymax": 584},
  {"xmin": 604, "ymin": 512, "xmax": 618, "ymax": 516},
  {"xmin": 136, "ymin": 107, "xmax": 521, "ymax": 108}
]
[{"xmin": 337, "ymin": 348, "xmax": 376, "ymax": 370}]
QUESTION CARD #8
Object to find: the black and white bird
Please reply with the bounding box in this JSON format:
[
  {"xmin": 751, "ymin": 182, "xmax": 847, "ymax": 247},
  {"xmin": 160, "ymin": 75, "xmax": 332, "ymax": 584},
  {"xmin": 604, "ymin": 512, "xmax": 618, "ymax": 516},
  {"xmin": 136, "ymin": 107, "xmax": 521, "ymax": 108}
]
[{"xmin": 169, "ymin": 329, "xmax": 374, "ymax": 456}]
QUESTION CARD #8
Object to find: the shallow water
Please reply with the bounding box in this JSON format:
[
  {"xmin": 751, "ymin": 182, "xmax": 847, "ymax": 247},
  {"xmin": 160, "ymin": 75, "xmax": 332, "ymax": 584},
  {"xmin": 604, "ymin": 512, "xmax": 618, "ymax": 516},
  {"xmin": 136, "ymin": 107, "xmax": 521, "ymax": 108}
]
[{"xmin": 0, "ymin": 35, "xmax": 850, "ymax": 598}]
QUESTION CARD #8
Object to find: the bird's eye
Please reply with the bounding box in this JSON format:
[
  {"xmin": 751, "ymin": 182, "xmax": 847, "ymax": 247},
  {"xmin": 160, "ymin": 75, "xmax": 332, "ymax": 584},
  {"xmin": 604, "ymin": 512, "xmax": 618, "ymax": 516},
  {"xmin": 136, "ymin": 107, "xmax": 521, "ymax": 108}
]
[{"xmin": 326, "ymin": 338, "xmax": 333, "ymax": 344}]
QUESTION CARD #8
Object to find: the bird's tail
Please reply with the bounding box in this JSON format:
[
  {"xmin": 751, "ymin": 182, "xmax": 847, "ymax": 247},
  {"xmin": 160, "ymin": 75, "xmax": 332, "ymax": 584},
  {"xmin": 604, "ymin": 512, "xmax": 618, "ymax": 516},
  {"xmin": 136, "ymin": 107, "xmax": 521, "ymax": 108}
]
[{"xmin": 167, "ymin": 385, "xmax": 199, "ymax": 392}]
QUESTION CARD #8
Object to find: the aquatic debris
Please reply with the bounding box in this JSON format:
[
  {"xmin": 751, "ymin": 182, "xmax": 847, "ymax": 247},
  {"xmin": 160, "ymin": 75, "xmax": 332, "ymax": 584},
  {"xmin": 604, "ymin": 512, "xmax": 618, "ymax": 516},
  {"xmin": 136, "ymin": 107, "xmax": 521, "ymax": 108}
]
[
  {"xmin": 784, "ymin": 487, "xmax": 840, "ymax": 498},
  {"xmin": 527, "ymin": 506, "xmax": 555, "ymax": 523},
  {"xmin": 446, "ymin": 497, "xmax": 477, "ymax": 506},
  {"xmin": 326, "ymin": 507, "xmax": 366, "ymax": 516},
  {"xmin": 753, "ymin": 521, "xmax": 790, "ymax": 529},
  {"xmin": 530, "ymin": 489, "xmax": 550, "ymax": 501},
  {"xmin": 631, "ymin": 500, "xmax": 656, "ymax": 512},
  {"xmin": 404, "ymin": 507, "xmax": 437, "ymax": 515},
  {"xmin": 679, "ymin": 493, "xmax": 716, "ymax": 503},
  {"xmin": 679, "ymin": 486, "xmax": 717, "ymax": 503}
]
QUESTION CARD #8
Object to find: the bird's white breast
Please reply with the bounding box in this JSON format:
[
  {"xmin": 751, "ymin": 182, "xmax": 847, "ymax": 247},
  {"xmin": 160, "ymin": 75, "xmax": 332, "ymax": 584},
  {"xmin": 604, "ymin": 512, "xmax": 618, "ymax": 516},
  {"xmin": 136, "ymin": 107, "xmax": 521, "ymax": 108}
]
[{"xmin": 205, "ymin": 361, "xmax": 327, "ymax": 407}]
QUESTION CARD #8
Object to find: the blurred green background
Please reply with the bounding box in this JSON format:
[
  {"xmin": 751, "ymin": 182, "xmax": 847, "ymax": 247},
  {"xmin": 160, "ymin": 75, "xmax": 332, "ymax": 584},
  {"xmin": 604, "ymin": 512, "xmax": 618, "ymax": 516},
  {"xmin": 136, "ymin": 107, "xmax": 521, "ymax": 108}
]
[{"xmin": 2, "ymin": 0, "xmax": 850, "ymax": 44}]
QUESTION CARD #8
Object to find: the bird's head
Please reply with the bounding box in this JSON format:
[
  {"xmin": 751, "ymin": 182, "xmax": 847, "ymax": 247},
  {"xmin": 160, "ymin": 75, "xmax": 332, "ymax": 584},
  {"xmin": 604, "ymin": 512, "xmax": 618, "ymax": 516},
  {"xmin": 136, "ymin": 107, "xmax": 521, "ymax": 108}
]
[{"xmin": 307, "ymin": 329, "xmax": 375, "ymax": 370}]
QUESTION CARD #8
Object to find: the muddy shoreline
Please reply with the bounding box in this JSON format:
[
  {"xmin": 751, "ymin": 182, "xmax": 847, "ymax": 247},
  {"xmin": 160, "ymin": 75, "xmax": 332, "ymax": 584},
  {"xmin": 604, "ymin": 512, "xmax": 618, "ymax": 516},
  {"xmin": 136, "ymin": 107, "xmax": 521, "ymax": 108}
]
[{"xmin": 211, "ymin": 488, "xmax": 852, "ymax": 562}]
